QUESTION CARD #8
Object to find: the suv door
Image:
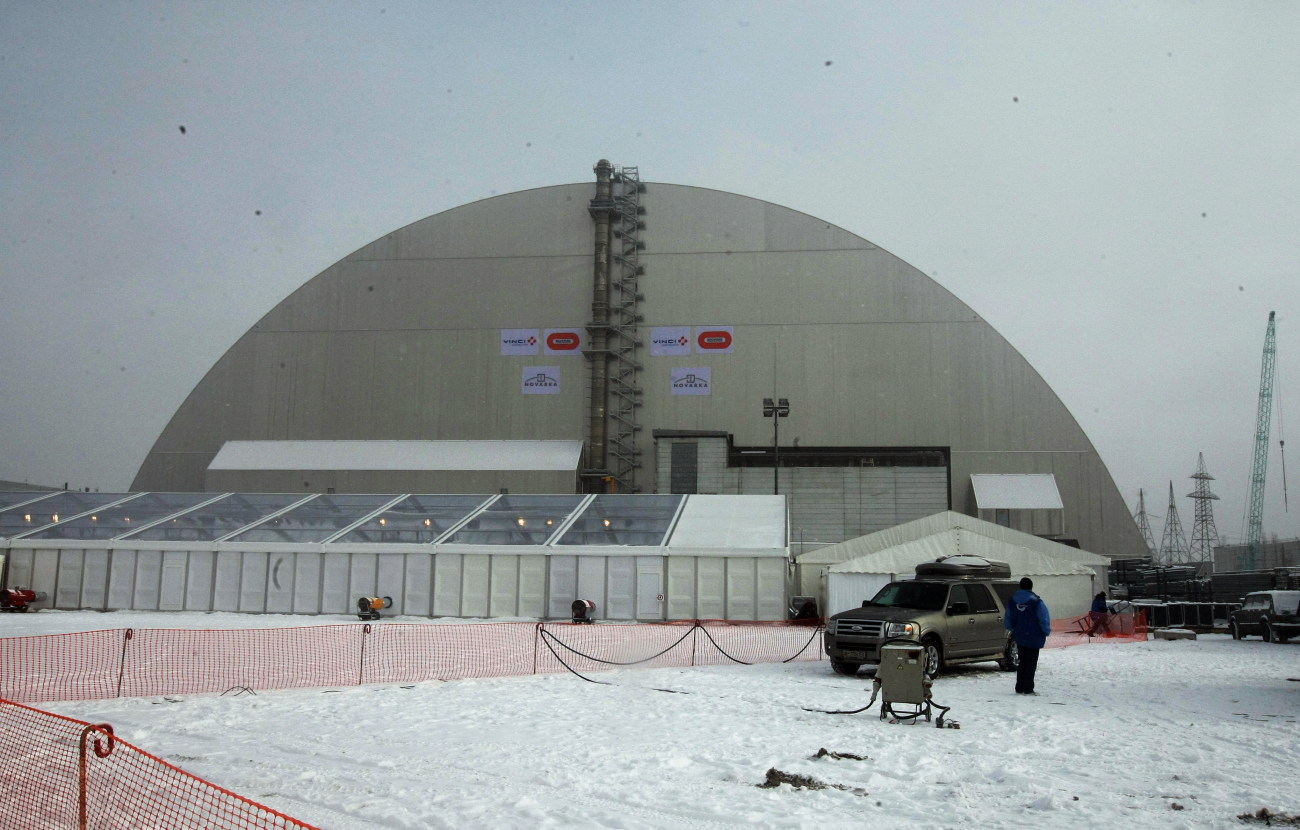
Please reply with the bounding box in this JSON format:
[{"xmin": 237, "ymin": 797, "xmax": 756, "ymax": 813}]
[
  {"xmin": 945, "ymin": 584, "xmax": 981, "ymax": 657},
  {"xmin": 964, "ymin": 583, "xmax": 1006, "ymax": 653},
  {"xmin": 1240, "ymin": 594, "xmax": 1265, "ymax": 635}
]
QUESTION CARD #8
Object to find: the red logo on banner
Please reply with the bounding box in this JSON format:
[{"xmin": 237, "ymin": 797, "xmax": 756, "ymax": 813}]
[
  {"xmin": 546, "ymin": 332, "xmax": 581, "ymax": 350},
  {"xmin": 696, "ymin": 330, "xmax": 733, "ymax": 350}
]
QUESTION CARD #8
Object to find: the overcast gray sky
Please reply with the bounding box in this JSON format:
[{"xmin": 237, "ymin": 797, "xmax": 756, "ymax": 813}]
[{"xmin": 2, "ymin": 1, "xmax": 1297, "ymax": 545}]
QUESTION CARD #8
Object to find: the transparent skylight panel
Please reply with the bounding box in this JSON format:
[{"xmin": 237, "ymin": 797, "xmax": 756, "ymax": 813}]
[
  {"xmin": 445, "ymin": 495, "xmax": 584, "ymax": 545},
  {"xmin": 0, "ymin": 492, "xmax": 132, "ymax": 538},
  {"xmin": 335, "ymin": 494, "xmax": 490, "ymax": 544},
  {"xmin": 228, "ymin": 494, "xmax": 396, "ymax": 543},
  {"xmin": 556, "ymin": 494, "xmax": 684, "ymax": 546},
  {"xmin": 0, "ymin": 492, "xmax": 53, "ymax": 511},
  {"xmin": 24, "ymin": 492, "xmax": 218, "ymax": 540},
  {"xmin": 126, "ymin": 493, "xmax": 309, "ymax": 542}
]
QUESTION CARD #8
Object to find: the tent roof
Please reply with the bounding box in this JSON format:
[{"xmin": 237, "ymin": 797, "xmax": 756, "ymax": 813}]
[
  {"xmin": 0, "ymin": 491, "xmax": 785, "ymax": 555},
  {"xmin": 798, "ymin": 511, "xmax": 1109, "ymax": 567},
  {"xmin": 666, "ymin": 495, "xmax": 786, "ymax": 551},
  {"xmin": 827, "ymin": 529, "xmax": 1094, "ymax": 576}
]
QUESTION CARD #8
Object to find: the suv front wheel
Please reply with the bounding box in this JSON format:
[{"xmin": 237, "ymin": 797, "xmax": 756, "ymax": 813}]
[
  {"xmin": 922, "ymin": 637, "xmax": 943, "ymax": 678},
  {"xmin": 1230, "ymin": 620, "xmax": 1242, "ymax": 640}
]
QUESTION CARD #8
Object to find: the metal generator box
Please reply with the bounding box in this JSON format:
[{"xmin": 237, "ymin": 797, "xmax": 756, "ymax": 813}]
[{"xmin": 879, "ymin": 642, "xmax": 928, "ymax": 704}]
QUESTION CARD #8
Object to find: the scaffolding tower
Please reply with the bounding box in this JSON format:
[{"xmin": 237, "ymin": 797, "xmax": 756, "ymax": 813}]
[
  {"xmin": 1186, "ymin": 453, "xmax": 1220, "ymax": 570},
  {"xmin": 1158, "ymin": 481, "xmax": 1189, "ymax": 565},
  {"xmin": 605, "ymin": 166, "xmax": 646, "ymax": 491},
  {"xmin": 585, "ymin": 160, "xmax": 645, "ymax": 493}
]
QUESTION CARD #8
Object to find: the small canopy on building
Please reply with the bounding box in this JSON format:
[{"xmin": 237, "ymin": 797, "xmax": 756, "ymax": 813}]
[
  {"xmin": 204, "ymin": 440, "xmax": 586, "ymax": 493},
  {"xmin": 208, "ymin": 440, "xmax": 585, "ymax": 471}
]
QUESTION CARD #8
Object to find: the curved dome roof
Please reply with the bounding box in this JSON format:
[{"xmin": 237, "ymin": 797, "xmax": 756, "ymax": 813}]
[{"xmin": 133, "ymin": 181, "xmax": 1146, "ymax": 557}]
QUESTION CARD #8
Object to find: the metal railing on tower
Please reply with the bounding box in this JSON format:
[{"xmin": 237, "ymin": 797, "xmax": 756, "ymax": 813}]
[
  {"xmin": 605, "ymin": 166, "xmax": 646, "ymax": 491},
  {"xmin": 585, "ymin": 162, "xmax": 645, "ymax": 493}
]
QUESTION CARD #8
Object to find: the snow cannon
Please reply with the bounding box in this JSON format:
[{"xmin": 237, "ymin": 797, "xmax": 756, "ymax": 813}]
[
  {"xmin": 1, "ymin": 587, "xmax": 48, "ymax": 613},
  {"xmin": 571, "ymin": 599, "xmax": 595, "ymax": 624},
  {"xmin": 356, "ymin": 595, "xmax": 394, "ymax": 621}
]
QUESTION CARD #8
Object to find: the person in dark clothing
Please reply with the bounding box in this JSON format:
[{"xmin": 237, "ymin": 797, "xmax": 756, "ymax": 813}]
[
  {"xmin": 1087, "ymin": 591, "xmax": 1110, "ymax": 636},
  {"xmin": 1004, "ymin": 577, "xmax": 1052, "ymax": 695}
]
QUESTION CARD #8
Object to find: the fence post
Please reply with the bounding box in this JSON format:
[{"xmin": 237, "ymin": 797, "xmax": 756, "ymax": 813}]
[
  {"xmin": 78, "ymin": 723, "xmax": 115, "ymax": 830},
  {"xmin": 691, "ymin": 621, "xmax": 699, "ymax": 667},
  {"xmin": 115, "ymin": 630, "xmax": 134, "ymax": 699},
  {"xmin": 534, "ymin": 623, "xmax": 542, "ymax": 676},
  {"xmin": 358, "ymin": 624, "xmax": 372, "ymax": 687}
]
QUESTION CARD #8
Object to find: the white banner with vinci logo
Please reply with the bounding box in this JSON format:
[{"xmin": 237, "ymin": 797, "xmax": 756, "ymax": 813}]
[
  {"xmin": 670, "ymin": 367, "xmax": 712, "ymax": 396},
  {"xmin": 500, "ymin": 329, "xmax": 539, "ymax": 355},
  {"xmin": 649, "ymin": 326, "xmax": 692, "ymax": 356}
]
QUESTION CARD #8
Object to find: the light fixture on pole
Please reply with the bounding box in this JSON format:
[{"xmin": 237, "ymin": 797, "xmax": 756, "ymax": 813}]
[{"xmin": 762, "ymin": 397, "xmax": 790, "ymax": 494}]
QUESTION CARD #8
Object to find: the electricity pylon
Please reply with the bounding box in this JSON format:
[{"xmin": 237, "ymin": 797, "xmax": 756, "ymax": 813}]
[
  {"xmin": 1186, "ymin": 453, "xmax": 1220, "ymax": 570},
  {"xmin": 1132, "ymin": 489, "xmax": 1158, "ymax": 559},
  {"xmin": 1158, "ymin": 481, "xmax": 1189, "ymax": 565}
]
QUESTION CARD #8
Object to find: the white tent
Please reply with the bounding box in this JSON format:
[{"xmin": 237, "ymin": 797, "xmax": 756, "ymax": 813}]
[
  {"xmin": 2, "ymin": 492, "xmax": 790, "ymax": 622},
  {"xmin": 797, "ymin": 511, "xmax": 1109, "ymax": 618}
]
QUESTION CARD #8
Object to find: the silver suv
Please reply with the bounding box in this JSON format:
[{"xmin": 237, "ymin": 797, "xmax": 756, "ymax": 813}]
[{"xmin": 823, "ymin": 557, "xmax": 1021, "ymax": 677}]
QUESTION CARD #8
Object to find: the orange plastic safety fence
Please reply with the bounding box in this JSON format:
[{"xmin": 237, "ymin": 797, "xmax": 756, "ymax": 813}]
[
  {"xmin": 121, "ymin": 625, "xmax": 363, "ymax": 698},
  {"xmin": 361, "ymin": 621, "xmax": 541, "ymax": 684},
  {"xmin": 1047, "ymin": 610, "xmax": 1149, "ymax": 648},
  {"xmin": 0, "ymin": 697, "xmax": 319, "ymax": 830},
  {"xmin": 1, "ymin": 616, "xmax": 1142, "ymax": 704},
  {"xmin": 0, "ymin": 629, "xmax": 126, "ymax": 703}
]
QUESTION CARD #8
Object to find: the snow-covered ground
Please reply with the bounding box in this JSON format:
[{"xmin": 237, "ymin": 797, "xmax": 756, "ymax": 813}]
[{"xmin": 5, "ymin": 610, "xmax": 1299, "ymax": 830}]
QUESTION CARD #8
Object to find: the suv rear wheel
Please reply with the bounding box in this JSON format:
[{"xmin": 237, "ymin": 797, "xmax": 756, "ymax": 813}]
[
  {"xmin": 1263, "ymin": 621, "xmax": 1276, "ymax": 643},
  {"xmin": 999, "ymin": 637, "xmax": 1019, "ymax": 671},
  {"xmin": 830, "ymin": 659, "xmax": 861, "ymax": 676},
  {"xmin": 922, "ymin": 637, "xmax": 943, "ymax": 678}
]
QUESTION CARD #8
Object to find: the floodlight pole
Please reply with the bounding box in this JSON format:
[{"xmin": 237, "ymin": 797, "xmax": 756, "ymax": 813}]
[{"xmin": 762, "ymin": 397, "xmax": 790, "ymax": 495}]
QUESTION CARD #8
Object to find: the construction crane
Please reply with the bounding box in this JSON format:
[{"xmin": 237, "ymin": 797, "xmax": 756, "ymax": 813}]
[{"xmin": 1244, "ymin": 311, "xmax": 1277, "ymax": 570}]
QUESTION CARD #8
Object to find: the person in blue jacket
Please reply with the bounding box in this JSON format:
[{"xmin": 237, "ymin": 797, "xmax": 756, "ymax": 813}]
[
  {"xmin": 1087, "ymin": 591, "xmax": 1110, "ymax": 636},
  {"xmin": 1004, "ymin": 577, "xmax": 1052, "ymax": 695}
]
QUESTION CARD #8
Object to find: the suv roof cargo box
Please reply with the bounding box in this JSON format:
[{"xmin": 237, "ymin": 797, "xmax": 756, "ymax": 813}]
[{"xmin": 915, "ymin": 556, "xmax": 1012, "ymax": 579}]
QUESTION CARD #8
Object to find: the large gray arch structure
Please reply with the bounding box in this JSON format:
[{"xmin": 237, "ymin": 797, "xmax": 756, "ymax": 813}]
[{"xmin": 133, "ymin": 176, "xmax": 1147, "ymax": 559}]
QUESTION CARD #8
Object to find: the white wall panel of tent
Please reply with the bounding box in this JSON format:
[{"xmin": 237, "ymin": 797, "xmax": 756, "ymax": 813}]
[
  {"xmin": 1, "ymin": 493, "xmax": 790, "ymax": 622},
  {"xmin": 2, "ymin": 546, "xmax": 790, "ymax": 621}
]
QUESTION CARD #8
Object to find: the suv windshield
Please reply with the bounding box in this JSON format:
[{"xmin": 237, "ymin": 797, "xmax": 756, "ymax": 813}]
[{"xmin": 869, "ymin": 581, "xmax": 949, "ymax": 611}]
